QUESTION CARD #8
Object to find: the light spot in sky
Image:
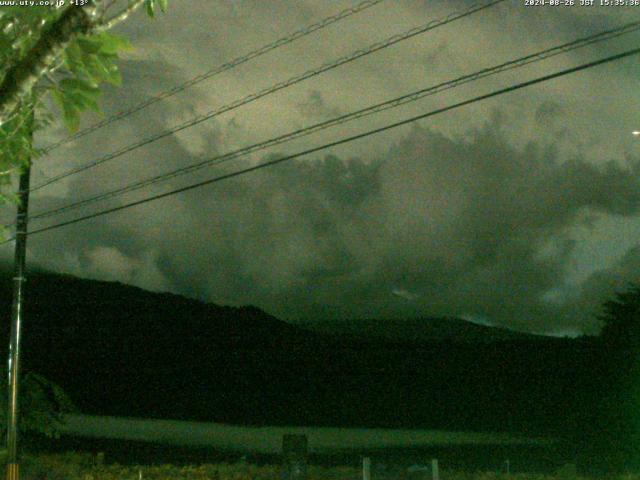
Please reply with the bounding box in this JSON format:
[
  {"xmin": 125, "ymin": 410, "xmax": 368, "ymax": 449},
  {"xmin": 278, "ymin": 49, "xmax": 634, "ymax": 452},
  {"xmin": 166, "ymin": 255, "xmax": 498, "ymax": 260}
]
[
  {"xmin": 460, "ymin": 314, "xmax": 494, "ymax": 327},
  {"xmin": 392, "ymin": 288, "xmax": 419, "ymax": 301}
]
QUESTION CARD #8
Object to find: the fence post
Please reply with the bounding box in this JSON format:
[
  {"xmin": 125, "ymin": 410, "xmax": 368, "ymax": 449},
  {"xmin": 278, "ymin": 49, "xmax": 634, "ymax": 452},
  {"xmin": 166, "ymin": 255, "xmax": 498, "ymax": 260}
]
[
  {"xmin": 362, "ymin": 457, "xmax": 371, "ymax": 480},
  {"xmin": 431, "ymin": 459, "xmax": 439, "ymax": 480},
  {"xmin": 281, "ymin": 434, "xmax": 308, "ymax": 480}
]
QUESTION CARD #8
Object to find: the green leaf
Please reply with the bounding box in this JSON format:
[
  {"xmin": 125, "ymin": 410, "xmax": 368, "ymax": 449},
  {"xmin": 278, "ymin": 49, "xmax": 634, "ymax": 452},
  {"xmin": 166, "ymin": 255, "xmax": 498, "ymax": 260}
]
[
  {"xmin": 62, "ymin": 107, "xmax": 79, "ymax": 132},
  {"xmin": 145, "ymin": 0, "xmax": 156, "ymax": 18},
  {"xmin": 63, "ymin": 34, "xmax": 128, "ymax": 87},
  {"xmin": 59, "ymin": 77, "xmax": 99, "ymax": 93},
  {"xmin": 52, "ymin": 88, "xmax": 80, "ymax": 132},
  {"xmin": 0, "ymin": 191, "xmax": 20, "ymax": 205},
  {"xmin": 95, "ymin": 54, "xmax": 122, "ymax": 86},
  {"xmin": 76, "ymin": 36, "xmax": 102, "ymax": 54},
  {"xmin": 49, "ymin": 88, "xmax": 64, "ymax": 111},
  {"xmin": 0, "ymin": 3, "xmax": 166, "ymax": 209},
  {"xmin": 91, "ymin": 32, "xmax": 132, "ymax": 55},
  {"xmin": 73, "ymin": 92, "xmax": 100, "ymax": 112},
  {"xmin": 59, "ymin": 79, "xmax": 100, "ymax": 106},
  {"xmin": 75, "ymin": 55, "xmax": 103, "ymax": 85},
  {"xmin": 63, "ymin": 40, "xmax": 84, "ymax": 74}
]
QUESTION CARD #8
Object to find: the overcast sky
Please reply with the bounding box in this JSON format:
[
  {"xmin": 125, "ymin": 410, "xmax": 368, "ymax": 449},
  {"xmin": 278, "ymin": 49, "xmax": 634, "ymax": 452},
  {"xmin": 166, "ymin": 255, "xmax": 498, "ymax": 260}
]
[{"xmin": 4, "ymin": 0, "xmax": 640, "ymax": 336}]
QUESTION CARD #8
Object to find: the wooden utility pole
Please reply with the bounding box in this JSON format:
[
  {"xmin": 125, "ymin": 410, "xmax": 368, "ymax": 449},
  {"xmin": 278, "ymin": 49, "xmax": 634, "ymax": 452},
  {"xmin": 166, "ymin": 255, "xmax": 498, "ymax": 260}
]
[{"xmin": 6, "ymin": 114, "xmax": 33, "ymax": 480}]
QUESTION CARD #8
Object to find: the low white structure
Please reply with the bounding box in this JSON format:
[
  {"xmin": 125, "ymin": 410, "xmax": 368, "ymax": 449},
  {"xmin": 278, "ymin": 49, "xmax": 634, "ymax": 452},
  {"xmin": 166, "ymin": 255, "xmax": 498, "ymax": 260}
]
[{"xmin": 61, "ymin": 414, "xmax": 555, "ymax": 454}]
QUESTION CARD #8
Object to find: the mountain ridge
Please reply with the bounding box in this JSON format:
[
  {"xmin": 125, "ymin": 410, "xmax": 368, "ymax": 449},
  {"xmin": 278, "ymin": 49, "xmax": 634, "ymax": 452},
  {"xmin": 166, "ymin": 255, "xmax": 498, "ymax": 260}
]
[
  {"xmin": 0, "ymin": 269, "xmax": 597, "ymax": 437},
  {"xmin": 296, "ymin": 316, "xmax": 550, "ymax": 343}
]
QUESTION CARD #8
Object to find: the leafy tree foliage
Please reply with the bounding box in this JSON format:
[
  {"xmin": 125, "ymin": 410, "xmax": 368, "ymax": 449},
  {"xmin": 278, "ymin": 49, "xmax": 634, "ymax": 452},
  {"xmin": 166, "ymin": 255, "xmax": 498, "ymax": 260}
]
[
  {"xmin": 582, "ymin": 285, "xmax": 640, "ymax": 472},
  {"xmin": 0, "ymin": 0, "xmax": 168, "ymax": 441},
  {"xmin": 598, "ymin": 284, "xmax": 640, "ymax": 352},
  {"xmin": 0, "ymin": 0, "xmax": 168, "ymax": 203},
  {"xmin": 0, "ymin": 372, "xmax": 75, "ymax": 439}
]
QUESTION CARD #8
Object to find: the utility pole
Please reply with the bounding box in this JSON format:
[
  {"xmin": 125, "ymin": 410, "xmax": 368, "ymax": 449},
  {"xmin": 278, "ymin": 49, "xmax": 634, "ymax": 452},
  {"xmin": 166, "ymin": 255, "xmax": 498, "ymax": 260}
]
[{"xmin": 6, "ymin": 111, "xmax": 33, "ymax": 480}]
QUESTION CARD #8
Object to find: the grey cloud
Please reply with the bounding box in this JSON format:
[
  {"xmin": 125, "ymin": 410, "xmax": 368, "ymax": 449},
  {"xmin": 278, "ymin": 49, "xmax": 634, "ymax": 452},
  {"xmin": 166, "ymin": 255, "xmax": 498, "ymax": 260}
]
[
  {"xmin": 14, "ymin": 1, "xmax": 640, "ymax": 337},
  {"xmin": 535, "ymin": 101, "xmax": 564, "ymax": 124},
  {"xmin": 23, "ymin": 88, "xmax": 640, "ymax": 335},
  {"xmin": 558, "ymin": 245, "xmax": 640, "ymax": 334},
  {"xmin": 422, "ymin": 41, "xmax": 449, "ymax": 67},
  {"xmin": 296, "ymin": 90, "xmax": 342, "ymax": 119},
  {"xmin": 357, "ymin": 122, "xmax": 640, "ymax": 331}
]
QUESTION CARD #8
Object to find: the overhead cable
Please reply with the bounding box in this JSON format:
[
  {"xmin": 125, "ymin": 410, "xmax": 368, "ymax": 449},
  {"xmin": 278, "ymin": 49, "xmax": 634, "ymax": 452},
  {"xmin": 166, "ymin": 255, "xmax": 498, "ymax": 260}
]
[
  {"xmin": 40, "ymin": 0, "xmax": 386, "ymax": 153},
  {"xmin": 26, "ymin": 20, "xmax": 640, "ymax": 223},
  {"xmin": 30, "ymin": 0, "xmax": 506, "ymax": 192},
  {"xmin": 7, "ymin": 46, "xmax": 638, "ymax": 243}
]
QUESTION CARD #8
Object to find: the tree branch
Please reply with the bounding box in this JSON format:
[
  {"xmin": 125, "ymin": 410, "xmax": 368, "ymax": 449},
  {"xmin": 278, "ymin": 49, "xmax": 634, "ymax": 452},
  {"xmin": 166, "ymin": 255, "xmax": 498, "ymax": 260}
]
[
  {"xmin": 0, "ymin": 6, "xmax": 96, "ymax": 126},
  {"xmin": 95, "ymin": 0, "xmax": 146, "ymax": 33}
]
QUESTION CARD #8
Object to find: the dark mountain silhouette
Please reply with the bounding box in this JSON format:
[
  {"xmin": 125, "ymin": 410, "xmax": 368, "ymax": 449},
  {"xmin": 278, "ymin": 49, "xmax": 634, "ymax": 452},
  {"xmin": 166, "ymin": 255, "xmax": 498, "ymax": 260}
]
[
  {"xmin": 298, "ymin": 317, "xmax": 546, "ymax": 343},
  {"xmin": 0, "ymin": 269, "xmax": 602, "ymax": 446}
]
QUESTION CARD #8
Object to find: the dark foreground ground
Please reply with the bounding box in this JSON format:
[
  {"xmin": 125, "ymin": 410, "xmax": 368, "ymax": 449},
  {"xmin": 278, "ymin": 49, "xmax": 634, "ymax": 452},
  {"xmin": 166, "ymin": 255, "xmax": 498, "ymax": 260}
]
[
  {"xmin": 29, "ymin": 435, "xmax": 569, "ymax": 475},
  {"xmin": 10, "ymin": 450, "xmax": 630, "ymax": 480}
]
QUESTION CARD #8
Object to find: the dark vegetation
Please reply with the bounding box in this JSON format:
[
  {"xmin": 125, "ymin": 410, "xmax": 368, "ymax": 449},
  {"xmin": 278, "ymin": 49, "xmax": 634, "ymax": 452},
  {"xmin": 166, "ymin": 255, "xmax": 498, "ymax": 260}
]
[{"xmin": 0, "ymin": 269, "xmax": 637, "ymax": 472}]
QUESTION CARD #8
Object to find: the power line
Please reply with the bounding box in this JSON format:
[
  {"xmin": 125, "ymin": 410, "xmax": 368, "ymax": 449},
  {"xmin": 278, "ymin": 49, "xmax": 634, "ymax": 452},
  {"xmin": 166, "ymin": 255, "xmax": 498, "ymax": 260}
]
[
  {"xmin": 29, "ymin": 0, "xmax": 506, "ymax": 193},
  {"xmin": 25, "ymin": 19, "xmax": 640, "ymax": 223},
  {"xmin": 40, "ymin": 0, "xmax": 386, "ymax": 154},
  {"xmin": 7, "ymin": 46, "xmax": 638, "ymax": 244}
]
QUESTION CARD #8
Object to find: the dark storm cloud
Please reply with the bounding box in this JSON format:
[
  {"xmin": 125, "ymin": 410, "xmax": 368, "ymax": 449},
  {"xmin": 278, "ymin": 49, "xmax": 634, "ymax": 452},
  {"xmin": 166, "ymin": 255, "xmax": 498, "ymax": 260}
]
[
  {"xmin": 559, "ymin": 245, "xmax": 640, "ymax": 334},
  {"xmin": 422, "ymin": 41, "xmax": 449, "ymax": 68},
  {"xmin": 11, "ymin": 1, "xmax": 640, "ymax": 337},
  {"xmin": 535, "ymin": 101, "xmax": 564, "ymax": 124},
  {"xmin": 296, "ymin": 90, "xmax": 343, "ymax": 119},
  {"xmin": 154, "ymin": 151, "xmax": 382, "ymax": 306},
  {"xmin": 23, "ymin": 56, "xmax": 224, "ymax": 289},
  {"xmin": 321, "ymin": 121, "xmax": 640, "ymax": 332},
  {"xmin": 34, "ymin": 105, "xmax": 639, "ymax": 335}
]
